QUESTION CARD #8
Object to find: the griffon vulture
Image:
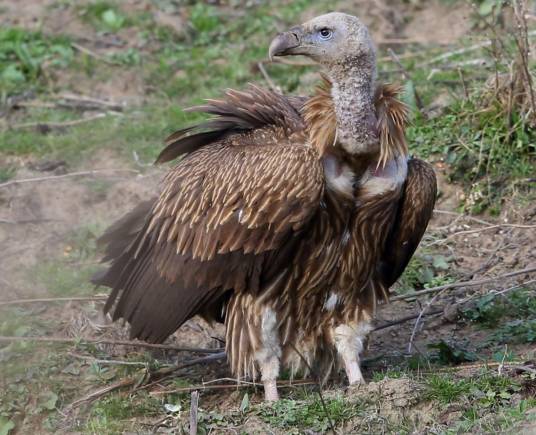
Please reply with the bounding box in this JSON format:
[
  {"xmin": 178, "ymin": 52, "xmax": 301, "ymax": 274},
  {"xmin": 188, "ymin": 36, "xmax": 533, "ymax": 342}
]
[{"xmin": 93, "ymin": 12, "xmax": 437, "ymax": 401}]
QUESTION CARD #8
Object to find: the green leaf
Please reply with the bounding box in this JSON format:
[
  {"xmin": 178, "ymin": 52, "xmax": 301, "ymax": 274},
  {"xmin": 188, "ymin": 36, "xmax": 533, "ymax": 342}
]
[
  {"xmin": 239, "ymin": 392, "xmax": 249, "ymax": 413},
  {"xmin": 1, "ymin": 64, "xmax": 25, "ymax": 83},
  {"xmin": 432, "ymin": 255, "xmax": 449, "ymax": 270},
  {"xmin": 479, "ymin": 0, "xmax": 496, "ymax": 16},
  {"xmin": 102, "ymin": 9, "xmax": 125, "ymax": 31},
  {"xmin": 0, "ymin": 418, "xmax": 15, "ymax": 435},
  {"xmin": 40, "ymin": 391, "xmax": 58, "ymax": 411}
]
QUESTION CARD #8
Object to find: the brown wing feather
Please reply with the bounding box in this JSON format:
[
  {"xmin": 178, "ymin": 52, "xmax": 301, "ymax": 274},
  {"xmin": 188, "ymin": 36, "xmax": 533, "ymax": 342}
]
[
  {"xmin": 94, "ymin": 87, "xmax": 324, "ymax": 343},
  {"xmin": 156, "ymin": 85, "xmax": 305, "ymax": 164},
  {"xmin": 379, "ymin": 158, "xmax": 437, "ymax": 288}
]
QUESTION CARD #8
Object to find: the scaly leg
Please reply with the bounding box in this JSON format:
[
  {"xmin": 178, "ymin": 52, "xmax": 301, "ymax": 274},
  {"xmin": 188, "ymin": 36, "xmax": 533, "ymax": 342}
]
[
  {"xmin": 255, "ymin": 306, "xmax": 282, "ymax": 401},
  {"xmin": 333, "ymin": 322, "xmax": 372, "ymax": 385}
]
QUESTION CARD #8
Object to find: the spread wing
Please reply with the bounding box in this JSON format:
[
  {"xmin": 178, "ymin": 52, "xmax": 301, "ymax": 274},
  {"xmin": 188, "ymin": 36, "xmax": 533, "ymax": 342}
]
[
  {"xmin": 379, "ymin": 158, "xmax": 437, "ymax": 288},
  {"xmin": 93, "ymin": 86, "xmax": 324, "ymax": 343}
]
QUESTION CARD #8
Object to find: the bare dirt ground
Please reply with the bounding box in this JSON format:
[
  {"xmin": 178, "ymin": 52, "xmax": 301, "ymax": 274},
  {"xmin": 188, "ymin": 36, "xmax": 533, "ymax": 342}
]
[{"xmin": 1, "ymin": 0, "xmax": 535, "ymax": 434}]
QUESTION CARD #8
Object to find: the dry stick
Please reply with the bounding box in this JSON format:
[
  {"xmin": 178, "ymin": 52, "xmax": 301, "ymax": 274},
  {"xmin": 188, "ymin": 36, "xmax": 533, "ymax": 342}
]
[
  {"xmin": 150, "ymin": 379, "xmax": 317, "ymax": 395},
  {"xmin": 513, "ymin": 0, "xmax": 536, "ymax": 117},
  {"xmin": 418, "ymin": 29, "xmax": 536, "ymax": 68},
  {"xmin": 56, "ymin": 93, "xmax": 124, "ymax": 111},
  {"xmin": 407, "ymin": 288, "xmax": 448, "ymax": 354},
  {"xmin": 9, "ymin": 112, "xmax": 109, "ymax": 131},
  {"xmin": 68, "ymin": 377, "xmax": 134, "ymax": 408},
  {"xmin": 68, "ymin": 352, "xmax": 225, "ymax": 408},
  {"xmin": 71, "ymin": 42, "xmax": 116, "ymax": 65},
  {"xmin": 0, "ymin": 296, "xmax": 108, "ymax": 307},
  {"xmin": 0, "ymin": 335, "xmax": 224, "ymax": 353},
  {"xmin": 391, "ymin": 266, "xmax": 536, "ymax": 302},
  {"xmin": 438, "ymin": 223, "xmax": 536, "ymax": 237},
  {"xmin": 0, "ymin": 169, "xmax": 140, "ymax": 189},
  {"xmin": 372, "ymin": 309, "xmax": 443, "ymax": 332},
  {"xmin": 257, "ymin": 61, "xmax": 281, "ymax": 93},
  {"xmin": 290, "ymin": 343, "xmax": 336, "ymax": 434},
  {"xmin": 407, "ymin": 277, "xmax": 536, "ymax": 354},
  {"xmin": 387, "ymin": 48, "xmax": 424, "ymax": 112},
  {"xmin": 189, "ymin": 391, "xmax": 199, "ymax": 435},
  {"xmin": 130, "ymin": 352, "xmax": 226, "ymax": 394},
  {"xmin": 69, "ymin": 352, "xmax": 151, "ymax": 367}
]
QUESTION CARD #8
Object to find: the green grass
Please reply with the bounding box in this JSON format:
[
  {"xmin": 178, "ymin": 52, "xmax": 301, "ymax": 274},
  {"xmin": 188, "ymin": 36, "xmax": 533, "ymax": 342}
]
[
  {"xmin": 257, "ymin": 395, "xmax": 360, "ymax": 433},
  {"xmin": 396, "ymin": 252, "xmax": 456, "ymax": 294},
  {"xmin": 83, "ymin": 393, "xmax": 162, "ymax": 434},
  {"xmin": 0, "ymin": 28, "xmax": 73, "ymax": 97},
  {"xmin": 462, "ymin": 288, "xmax": 536, "ymax": 345},
  {"xmin": 426, "ymin": 371, "xmax": 521, "ymax": 406},
  {"xmin": 79, "ymin": 1, "xmax": 129, "ymax": 33}
]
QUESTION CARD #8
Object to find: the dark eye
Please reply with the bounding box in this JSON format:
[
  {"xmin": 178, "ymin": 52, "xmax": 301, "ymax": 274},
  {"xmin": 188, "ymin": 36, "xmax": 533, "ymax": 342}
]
[{"xmin": 319, "ymin": 28, "xmax": 333, "ymax": 40}]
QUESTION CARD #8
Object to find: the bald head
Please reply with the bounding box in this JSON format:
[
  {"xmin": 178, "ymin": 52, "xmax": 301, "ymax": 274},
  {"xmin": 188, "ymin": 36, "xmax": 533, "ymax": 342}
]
[{"xmin": 269, "ymin": 12, "xmax": 376, "ymax": 68}]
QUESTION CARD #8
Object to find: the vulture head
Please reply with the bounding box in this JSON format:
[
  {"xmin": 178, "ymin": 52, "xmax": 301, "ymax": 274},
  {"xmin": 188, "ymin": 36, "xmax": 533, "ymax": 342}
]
[{"xmin": 269, "ymin": 12, "xmax": 376, "ymax": 75}]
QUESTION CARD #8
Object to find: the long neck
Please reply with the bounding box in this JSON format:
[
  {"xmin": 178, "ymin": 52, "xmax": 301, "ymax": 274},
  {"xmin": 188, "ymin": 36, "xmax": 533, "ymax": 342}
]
[{"xmin": 327, "ymin": 58, "xmax": 378, "ymax": 156}]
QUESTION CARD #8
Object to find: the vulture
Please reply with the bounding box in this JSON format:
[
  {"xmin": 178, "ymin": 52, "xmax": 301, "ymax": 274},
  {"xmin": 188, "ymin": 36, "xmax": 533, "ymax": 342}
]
[{"xmin": 93, "ymin": 12, "xmax": 437, "ymax": 401}]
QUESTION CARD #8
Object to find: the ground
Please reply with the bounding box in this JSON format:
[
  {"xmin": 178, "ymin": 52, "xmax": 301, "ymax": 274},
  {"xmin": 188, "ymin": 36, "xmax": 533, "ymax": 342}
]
[{"xmin": 0, "ymin": 0, "xmax": 535, "ymax": 434}]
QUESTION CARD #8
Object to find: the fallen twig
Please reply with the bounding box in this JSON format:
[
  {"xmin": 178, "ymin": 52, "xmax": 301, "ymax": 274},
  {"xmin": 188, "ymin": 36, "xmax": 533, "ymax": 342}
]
[
  {"xmin": 391, "ymin": 266, "xmax": 536, "ymax": 302},
  {"xmin": 68, "ymin": 377, "xmax": 134, "ymax": 408},
  {"xmin": 130, "ymin": 352, "xmax": 226, "ymax": 394},
  {"xmin": 69, "ymin": 352, "xmax": 152, "ymax": 367},
  {"xmin": 290, "ymin": 343, "xmax": 336, "ymax": 434},
  {"xmin": 9, "ymin": 112, "xmax": 110, "ymax": 131},
  {"xmin": 0, "ymin": 296, "xmax": 107, "ymax": 307},
  {"xmin": 71, "ymin": 42, "xmax": 116, "ymax": 65},
  {"xmin": 15, "ymin": 94, "xmax": 124, "ymax": 112},
  {"xmin": 407, "ymin": 287, "xmax": 448, "ymax": 353},
  {"xmin": 0, "ymin": 335, "xmax": 224, "ymax": 353},
  {"xmin": 373, "ymin": 309, "xmax": 443, "ymax": 332},
  {"xmin": 67, "ymin": 352, "xmax": 225, "ymax": 408},
  {"xmin": 150, "ymin": 379, "xmax": 316, "ymax": 395},
  {"xmin": 189, "ymin": 391, "xmax": 199, "ymax": 435},
  {"xmin": 417, "ymin": 30, "xmax": 536, "ymax": 67},
  {"xmin": 387, "ymin": 48, "xmax": 424, "ymax": 112},
  {"xmin": 258, "ymin": 62, "xmax": 281, "ymax": 93},
  {"xmin": 0, "ymin": 168, "xmax": 140, "ymax": 189}
]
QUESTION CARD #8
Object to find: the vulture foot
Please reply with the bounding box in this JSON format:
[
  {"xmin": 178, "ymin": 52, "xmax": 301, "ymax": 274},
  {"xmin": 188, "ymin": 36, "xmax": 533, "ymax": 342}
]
[{"xmin": 263, "ymin": 379, "xmax": 279, "ymax": 402}]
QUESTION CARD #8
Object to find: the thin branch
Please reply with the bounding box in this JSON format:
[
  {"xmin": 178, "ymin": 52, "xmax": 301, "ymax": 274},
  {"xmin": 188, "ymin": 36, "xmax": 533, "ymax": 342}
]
[
  {"xmin": 391, "ymin": 266, "xmax": 536, "ymax": 302},
  {"xmin": 289, "ymin": 343, "xmax": 336, "ymax": 434},
  {"xmin": 189, "ymin": 391, "xmax": 199, "ymax": 435},
  {"xmin": 373, "ymin": 309, "xmax": 443, "ymax": 332},
  {"xmin": 129, "ymin": 352, "xmax": 226, "ymax": 394},
  {"xmin": 0, "ymin": 335, "xmax": 224, "ymax": 353},
  {"xmin": 69, "ymin": 353, "xmax": 151, "ymax": 367},
  {"xmin": 419, "ymin": 29, "xmax": 536, "ymax": 67},
  {"xmin": 407, "ymin": 288, "xmax": 448, "ymax": 353},
  {"xmin": 68, "ymin": 377, "xmax": 134, "ymax": 408},
  {"xmin": 0, "ymin": 296, "xmax": 108, "ymax": 307},
  {"xmin": 150, "ymin": 379, "xmax": 316, "ymax": 395},
  {"xmin": 9, "ymin": 112, "xmax": 110, "ymax": 131},
  {"xmin": 387, "ymin": 48, "xmax": 424, "ymax": 112},
  {"xmin": 257, "ymin": 62, "xmax": 281, "ymax": 93},
  {"xmin": 436, "ymin": 223, "xmax": 536, "ymax": 239},
  {"xmin": 67, "ymin": 352, "xmax": 225, "ymax": 408},
  {"xmin": 0, "ymin": 168, "xmax": 140, "ymax": 189},
  {"xmin": 71, "ymin": 42, "xmax": 116, "ymax": 65}
]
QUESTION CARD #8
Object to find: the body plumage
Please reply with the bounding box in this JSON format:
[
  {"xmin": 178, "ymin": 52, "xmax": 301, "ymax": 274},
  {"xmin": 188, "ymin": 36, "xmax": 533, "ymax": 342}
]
[{"xmin": 93, "ymin": 13, "xmax": 437, "ymax": 401}]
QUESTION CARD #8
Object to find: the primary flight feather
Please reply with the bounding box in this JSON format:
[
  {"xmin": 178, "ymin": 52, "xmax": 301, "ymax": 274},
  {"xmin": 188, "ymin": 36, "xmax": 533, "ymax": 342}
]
[{"xmin": 93, "ymin": 12, "xmax": 437, "ymax": 401}]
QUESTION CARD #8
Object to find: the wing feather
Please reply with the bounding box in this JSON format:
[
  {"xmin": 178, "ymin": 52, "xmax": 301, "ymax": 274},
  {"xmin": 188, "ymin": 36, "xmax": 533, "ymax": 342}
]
[
  {"xmin": 379, "ymin": 158, "xmax": 437, "ymax": 288},
  {"xmin": 94, "ymin": 86, "xmax": 323, "ymax": 343}
]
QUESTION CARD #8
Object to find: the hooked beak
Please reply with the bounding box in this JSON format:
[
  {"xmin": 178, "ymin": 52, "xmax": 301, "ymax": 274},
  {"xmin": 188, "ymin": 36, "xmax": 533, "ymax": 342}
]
[{"xmin": 268, "ymin": 28, "xmax": 303, "ymax": 61}]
